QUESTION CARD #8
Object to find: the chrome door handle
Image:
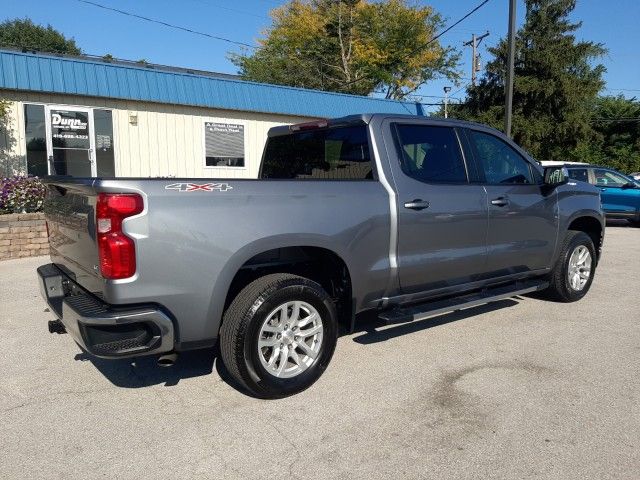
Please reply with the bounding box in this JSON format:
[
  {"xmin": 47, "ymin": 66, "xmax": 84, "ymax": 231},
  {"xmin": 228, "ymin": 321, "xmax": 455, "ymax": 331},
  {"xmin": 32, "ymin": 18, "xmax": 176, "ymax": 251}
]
[
  {"xmin": 404, "ymin": 199, "xmax": 430, "ymax": 211},
  {"xmin": 490, "ymin": 197, "xmax": 509, "ymax": 207}
]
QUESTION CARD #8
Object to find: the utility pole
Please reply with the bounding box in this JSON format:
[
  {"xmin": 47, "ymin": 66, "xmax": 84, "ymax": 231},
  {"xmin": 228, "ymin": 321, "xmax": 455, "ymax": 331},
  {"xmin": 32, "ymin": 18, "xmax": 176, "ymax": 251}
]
[
  {"xmin": 504, "ymin": 0, "xmax": 517, "ymax": 137},
  {"xmin": 443, "ymin": 86, "xmax": 451, "ymax": 118},
  {"xmin": 463, "ymin": 31, "xmax": 489, "ymax": 85}
]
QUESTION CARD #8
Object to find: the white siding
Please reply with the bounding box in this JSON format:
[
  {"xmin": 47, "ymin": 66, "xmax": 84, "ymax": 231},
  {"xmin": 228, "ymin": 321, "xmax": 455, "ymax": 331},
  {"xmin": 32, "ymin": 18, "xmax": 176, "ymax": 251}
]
[{"xmin": 0, "ymin": 90, "xmax": 315, "ymax": 178}]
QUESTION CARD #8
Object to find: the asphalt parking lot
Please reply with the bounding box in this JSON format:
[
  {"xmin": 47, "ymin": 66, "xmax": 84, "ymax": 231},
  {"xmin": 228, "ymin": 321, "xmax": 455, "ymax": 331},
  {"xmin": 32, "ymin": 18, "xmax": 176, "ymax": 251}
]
[{"xmin": 1, "ymin": 223, "xmax": 638, "ymax": 480}]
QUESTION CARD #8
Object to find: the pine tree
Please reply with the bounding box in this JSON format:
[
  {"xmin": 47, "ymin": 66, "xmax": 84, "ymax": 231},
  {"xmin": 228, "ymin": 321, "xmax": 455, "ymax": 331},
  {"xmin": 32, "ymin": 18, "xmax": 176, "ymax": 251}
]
[{"xmin": 453, "ymin": 0, "xmax": 605, "ymax": 160}]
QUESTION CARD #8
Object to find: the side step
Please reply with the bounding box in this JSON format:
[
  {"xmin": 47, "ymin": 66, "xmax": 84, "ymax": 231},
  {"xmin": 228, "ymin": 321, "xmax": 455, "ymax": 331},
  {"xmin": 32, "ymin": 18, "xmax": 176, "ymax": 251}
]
[{"xmin": 378, "ymin": 280, "xmax": 548, "ymax": 325}]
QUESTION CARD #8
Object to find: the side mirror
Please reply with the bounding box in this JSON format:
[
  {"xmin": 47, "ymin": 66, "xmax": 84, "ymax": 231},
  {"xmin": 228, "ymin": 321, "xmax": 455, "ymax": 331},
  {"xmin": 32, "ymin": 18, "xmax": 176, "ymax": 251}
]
[
  {"xmin": 544, "ymin": 166, "xmax": 569, "ymax": 186},
  {"xmin": 621, "ymin": 182, "xmax": 637, "ymax": 189}
]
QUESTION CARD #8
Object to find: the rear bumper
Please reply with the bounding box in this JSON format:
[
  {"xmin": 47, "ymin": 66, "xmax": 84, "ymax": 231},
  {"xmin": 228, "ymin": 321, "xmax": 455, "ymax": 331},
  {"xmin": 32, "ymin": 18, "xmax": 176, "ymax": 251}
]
[{"xmin": 37, "ymin": 263, "xmax": 175, "ymax": 359}]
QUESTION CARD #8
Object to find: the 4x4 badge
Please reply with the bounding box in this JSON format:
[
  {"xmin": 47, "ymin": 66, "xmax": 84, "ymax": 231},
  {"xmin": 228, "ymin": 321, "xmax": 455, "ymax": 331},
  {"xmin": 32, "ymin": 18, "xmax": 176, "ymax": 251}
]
[{"xmin": 165, "ymin": 183, "xmax": 233, "ymax": 192}]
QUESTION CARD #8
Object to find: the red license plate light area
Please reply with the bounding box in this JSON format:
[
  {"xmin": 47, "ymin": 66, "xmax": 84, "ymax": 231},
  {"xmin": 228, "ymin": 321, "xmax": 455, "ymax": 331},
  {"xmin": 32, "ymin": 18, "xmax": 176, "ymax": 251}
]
[{"xmin": 96, "ymin": 193, "xmax": 144, "ymax": 279}]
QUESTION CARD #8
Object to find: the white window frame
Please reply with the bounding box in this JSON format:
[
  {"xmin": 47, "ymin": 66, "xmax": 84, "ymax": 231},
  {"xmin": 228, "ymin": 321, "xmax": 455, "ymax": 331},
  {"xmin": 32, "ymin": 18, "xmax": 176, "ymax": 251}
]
[{"xmin": 22, "ymin": 102, "xmax": 118, "ymax": 176}]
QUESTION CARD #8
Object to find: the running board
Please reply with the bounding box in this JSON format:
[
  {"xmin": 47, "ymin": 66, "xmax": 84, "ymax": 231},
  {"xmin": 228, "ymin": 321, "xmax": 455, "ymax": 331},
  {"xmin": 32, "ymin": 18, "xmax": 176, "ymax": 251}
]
[{"xmin": 378, "ymin": 280, "xmax": 549, "ymax": 325}]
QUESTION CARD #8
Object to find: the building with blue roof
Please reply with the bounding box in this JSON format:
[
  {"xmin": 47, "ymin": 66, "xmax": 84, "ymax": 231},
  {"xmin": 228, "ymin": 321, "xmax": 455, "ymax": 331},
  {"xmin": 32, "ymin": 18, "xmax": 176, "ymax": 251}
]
[{"xmin": 0, "ymin": 48, "xmax": 422, "ymax": 178}]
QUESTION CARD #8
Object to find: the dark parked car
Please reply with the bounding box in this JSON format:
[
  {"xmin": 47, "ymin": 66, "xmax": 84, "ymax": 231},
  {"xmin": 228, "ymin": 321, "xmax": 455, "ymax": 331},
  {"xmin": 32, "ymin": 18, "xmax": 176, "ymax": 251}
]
[{"xmin": 563, "ymin": 165, "xmax": 640, "ymax": 227}]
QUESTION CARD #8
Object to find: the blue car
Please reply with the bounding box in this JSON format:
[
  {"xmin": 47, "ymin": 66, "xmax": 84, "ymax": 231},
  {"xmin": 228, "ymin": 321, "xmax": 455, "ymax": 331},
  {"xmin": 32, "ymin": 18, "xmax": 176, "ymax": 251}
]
[{"xmin": 564, "ymin": 165, "xmax": 640, "ymax": 227}]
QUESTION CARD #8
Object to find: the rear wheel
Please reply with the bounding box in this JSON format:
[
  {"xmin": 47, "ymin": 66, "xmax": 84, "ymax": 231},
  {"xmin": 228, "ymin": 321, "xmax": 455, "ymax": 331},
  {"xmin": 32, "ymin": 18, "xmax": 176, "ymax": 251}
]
[
  {"xmin": 219, "ymin": 273, "xmax": 337, "ymax": 398},
  {"xmin": 543, "ymin": 231, "xmax": 596, "ymax": 302},
  {"xmin": 627, "ymin": 219, "xmax": 640, "ymax": 228}
]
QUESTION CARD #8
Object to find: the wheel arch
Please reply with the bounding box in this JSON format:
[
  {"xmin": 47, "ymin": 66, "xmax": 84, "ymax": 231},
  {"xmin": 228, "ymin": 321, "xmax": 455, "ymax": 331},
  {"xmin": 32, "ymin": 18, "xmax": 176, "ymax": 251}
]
[
  {"xmin": 204, "ymin": 236, "xmax": 355, "ymax": 339},
  {"xmin": 566, "ymin": 213, "xmax": 604, "ymax": 261}
]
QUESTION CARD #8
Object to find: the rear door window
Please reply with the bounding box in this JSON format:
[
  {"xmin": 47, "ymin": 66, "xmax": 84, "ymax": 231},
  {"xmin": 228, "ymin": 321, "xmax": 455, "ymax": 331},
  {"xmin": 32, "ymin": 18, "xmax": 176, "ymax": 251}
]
[
  {"xmin": 394, "ymin": 124, "xmax": 467, "ymax": 183},
  {"xmin": 568, "ymin": 168, "xmax": 589, "ymax": 183},
  {"xmin": 261, "ymin": 125, "xmax": 373, "ymax": 180}
]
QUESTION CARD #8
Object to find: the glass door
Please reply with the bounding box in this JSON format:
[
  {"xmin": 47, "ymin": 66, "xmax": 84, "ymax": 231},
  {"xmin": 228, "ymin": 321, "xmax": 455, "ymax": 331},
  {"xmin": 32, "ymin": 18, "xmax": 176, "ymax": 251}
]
[{"xmin": 45, "ymin": 106, "xmax": 96, "ymax": 176}]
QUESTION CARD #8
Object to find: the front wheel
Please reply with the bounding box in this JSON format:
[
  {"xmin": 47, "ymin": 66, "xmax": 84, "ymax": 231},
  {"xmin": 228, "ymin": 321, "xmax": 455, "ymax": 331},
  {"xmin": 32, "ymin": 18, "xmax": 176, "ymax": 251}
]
[
  {"xmin": 543, "ymin": 231, "xmax": 597, "ymax": 302},
  {"xmin": 219, "ymin": 273, "xmax": 338, "ymax": 398}
]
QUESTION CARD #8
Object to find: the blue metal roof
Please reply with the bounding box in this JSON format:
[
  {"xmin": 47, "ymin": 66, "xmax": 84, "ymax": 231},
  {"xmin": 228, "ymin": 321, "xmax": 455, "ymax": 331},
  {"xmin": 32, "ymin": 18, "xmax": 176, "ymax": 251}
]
[{"xmin": 0, "ymin": 49, "xmax": 422, "ymax": 118}]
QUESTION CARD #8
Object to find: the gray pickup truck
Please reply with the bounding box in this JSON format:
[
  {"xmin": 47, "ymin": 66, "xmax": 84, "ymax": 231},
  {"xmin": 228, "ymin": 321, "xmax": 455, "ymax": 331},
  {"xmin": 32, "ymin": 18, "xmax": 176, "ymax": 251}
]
[{"xmin": 37, "ymin": 114, "xmax": 604, "ymax": 398}]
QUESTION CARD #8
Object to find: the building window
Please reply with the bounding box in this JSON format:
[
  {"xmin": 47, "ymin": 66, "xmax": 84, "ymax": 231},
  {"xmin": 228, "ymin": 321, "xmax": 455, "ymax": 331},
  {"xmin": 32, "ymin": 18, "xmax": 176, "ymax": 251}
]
[
  {"xmin": 204, "ymin": 122, "xmax": 245, "ymax": 167},
  {"xmin": 24, "ymin": 104, "xmax": 48, "ymax": 177},
  {"xmin": 94, "ymin": 109, "xmax": 115, "ymax": 176}
]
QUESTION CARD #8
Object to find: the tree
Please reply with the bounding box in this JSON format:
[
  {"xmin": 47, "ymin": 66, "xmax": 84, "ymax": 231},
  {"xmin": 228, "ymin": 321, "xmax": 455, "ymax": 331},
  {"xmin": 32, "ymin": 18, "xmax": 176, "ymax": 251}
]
[
  {"xmin": 230, "ymin": 0, "xmax": 459, "ymax": 99},
  {"xmin": 0, "ymin": 18, "xmax": 81, "ymax": 175},
  {"xmin": 0, "ymin": 18, "xmax": 81, "ymax": 55},
  {"xmin": 586, "ymin": 96, "xmax": 640, "ymax": 173},
  {"xmin": 452, "ymin": 0, "xmax": 605, "ymax": 161},
  {"xmin": 0, "ymin": 100, "xmax": 9, "ymax": 122}
]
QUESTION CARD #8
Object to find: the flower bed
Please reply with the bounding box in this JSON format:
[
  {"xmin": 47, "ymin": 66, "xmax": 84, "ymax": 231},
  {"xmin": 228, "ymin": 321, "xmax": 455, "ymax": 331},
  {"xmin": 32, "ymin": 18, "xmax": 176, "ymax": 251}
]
[{"xmin": 0, "ymin": 175, "xmax": 46, "ymax": 214}]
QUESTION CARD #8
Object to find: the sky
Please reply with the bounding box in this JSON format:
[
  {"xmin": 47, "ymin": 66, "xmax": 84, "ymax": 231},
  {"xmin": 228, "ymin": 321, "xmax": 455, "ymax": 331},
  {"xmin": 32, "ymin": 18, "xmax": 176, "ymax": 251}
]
[{"xmin": 2, "ymin": 0, "xmax": 639, "ymax": 112}]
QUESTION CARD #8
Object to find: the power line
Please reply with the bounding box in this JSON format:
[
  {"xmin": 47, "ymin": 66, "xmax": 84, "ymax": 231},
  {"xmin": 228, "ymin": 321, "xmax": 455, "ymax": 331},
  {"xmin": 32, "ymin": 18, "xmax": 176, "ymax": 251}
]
[
  {"xmin": 449, "ymin": 83, "xmax": 471, "ymax": 98},
  {"xmin": 604, "ymin": 88, "xmax": 640, "ymax": 92},
  {"xmin": 74, "ymin": 0, "xmax": 257, "ymax": 49},
  {"xmin": 342, "ymin": 0, "xmax": 492, "ymax": 90},
  {"xmin": 393, "ymin": 0, "xmax": 492, "ymax": 68},
  {"xmin": 429, "ymin": 0, "xmax": 492, "ymax": 47},
  {"xmin": 373, "ymin": 90, "xmax": 462, "ymax": 100}
]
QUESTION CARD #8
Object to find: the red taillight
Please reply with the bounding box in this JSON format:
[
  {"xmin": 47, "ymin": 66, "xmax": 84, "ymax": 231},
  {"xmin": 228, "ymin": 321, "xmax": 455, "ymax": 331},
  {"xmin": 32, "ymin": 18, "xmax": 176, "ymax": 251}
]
[{"xmin": 96, "ymin": 193, "xmax": 144, "ymax": 279}]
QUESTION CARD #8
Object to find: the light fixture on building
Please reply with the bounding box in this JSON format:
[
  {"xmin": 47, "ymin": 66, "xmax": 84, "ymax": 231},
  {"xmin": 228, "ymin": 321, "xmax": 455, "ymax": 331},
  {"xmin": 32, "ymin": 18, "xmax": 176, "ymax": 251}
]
[{"xmin": 128, "ymin": 112, "xmax": 138, "ymax": 126}]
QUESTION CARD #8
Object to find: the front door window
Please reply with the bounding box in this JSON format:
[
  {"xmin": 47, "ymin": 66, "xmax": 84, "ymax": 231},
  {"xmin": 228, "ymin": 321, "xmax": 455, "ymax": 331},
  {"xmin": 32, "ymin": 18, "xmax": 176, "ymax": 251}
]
[
  {"xmin": 594, "ymin": 169, "xmax": 629, "ymax": 187},
  {"xmin": 467, "ymin": 130, "xmax": 534, "ymax": 184}
]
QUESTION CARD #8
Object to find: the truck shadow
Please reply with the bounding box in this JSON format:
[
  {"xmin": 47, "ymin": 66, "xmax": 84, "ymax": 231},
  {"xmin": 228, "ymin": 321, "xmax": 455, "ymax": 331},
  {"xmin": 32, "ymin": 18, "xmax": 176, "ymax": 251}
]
[
  {"xmin": 74, "ymin": 348, "xmax": 218, "ymax": 389},
  {"xmin": 606, "ymin": 219, "xmax": 634, "ymax": 228},
  {"xmin": 75, "ymin": 299, "xmax": 518, "ymax": 392}
]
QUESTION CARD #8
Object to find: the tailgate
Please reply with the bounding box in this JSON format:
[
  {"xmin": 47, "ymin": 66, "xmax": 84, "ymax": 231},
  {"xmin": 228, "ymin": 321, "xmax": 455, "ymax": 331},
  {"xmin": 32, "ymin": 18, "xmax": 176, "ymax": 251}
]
[{"xmin": 44, "ymin": 179, "xmax": 103, "ymax": 294}]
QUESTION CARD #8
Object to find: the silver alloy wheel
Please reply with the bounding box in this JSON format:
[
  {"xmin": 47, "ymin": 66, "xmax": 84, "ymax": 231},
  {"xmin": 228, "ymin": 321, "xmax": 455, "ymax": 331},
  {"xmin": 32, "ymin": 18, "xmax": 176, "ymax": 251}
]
[
  {"xmin": 567, "ymin": 245, "xmax": 592, "ymax": 291},
  {"xmin": 257, "ymin": 301, "xmax": 324, "ymax": 379}
]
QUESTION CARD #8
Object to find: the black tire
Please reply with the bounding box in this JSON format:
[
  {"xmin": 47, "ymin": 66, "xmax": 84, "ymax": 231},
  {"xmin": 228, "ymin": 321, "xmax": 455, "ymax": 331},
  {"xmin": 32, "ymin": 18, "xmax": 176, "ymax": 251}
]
[
  {"xmin": 627, "ymin": 219, "xmax": 640, "ymax": 228},
  {"xmin": 543, "ymin": 230, "xmax": 597, "ymax": 302},
  {"xmin": 219, "ymin": 273, "xmax": 338, "ymax": 399}
]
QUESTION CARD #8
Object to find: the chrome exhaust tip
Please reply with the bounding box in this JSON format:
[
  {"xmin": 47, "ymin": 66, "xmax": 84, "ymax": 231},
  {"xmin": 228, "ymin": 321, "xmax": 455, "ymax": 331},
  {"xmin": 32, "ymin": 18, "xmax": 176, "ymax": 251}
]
[{"xmin": 157, "ymin": 352, "xmax": 178, "ymax": 367}]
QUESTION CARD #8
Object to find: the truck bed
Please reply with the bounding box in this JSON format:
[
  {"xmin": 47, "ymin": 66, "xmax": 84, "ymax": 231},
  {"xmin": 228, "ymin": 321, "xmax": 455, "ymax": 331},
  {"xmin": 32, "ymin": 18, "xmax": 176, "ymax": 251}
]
[{"xmin": 42, "ymin": 176, "xmax": 391, "ymax": 349}]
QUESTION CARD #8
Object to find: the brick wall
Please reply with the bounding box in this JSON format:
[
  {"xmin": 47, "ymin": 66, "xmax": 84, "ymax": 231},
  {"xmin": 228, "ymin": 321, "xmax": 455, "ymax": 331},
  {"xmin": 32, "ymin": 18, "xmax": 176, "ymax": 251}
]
[{"xmin": 0, "ymin": 213, "xmax": 49, "ymax": 260}]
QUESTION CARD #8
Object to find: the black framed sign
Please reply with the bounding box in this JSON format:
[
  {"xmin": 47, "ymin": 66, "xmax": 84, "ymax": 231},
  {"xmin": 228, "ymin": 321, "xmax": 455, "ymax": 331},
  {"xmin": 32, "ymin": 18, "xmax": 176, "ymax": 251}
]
[
  {"xmin": 50, "ymin": 109, "xmax": 90, "ymax": 149},
  {"xmin": 204, "ymin": 122, "xmax": 245, "ymax": 167}
]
